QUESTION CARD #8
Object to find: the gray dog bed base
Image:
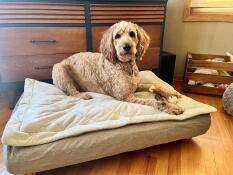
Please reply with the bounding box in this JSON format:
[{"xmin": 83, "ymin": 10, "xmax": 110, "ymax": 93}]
[{"xmin": 4, "ymin": 114, "xmax": 211, "ymax": 174}]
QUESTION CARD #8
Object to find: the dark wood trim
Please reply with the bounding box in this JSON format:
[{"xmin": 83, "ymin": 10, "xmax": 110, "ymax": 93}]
[{"xmin": 84, "ymin": 1, "xmax": 92, "ymax": 51}]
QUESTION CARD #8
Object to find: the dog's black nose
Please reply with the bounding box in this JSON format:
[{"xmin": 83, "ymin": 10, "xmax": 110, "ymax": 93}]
[{"xmin": 123, "ymin": 44, "xmax": 131, "ymax": 52}]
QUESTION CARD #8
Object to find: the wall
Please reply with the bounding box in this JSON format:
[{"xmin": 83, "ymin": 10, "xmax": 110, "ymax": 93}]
[{"xmin": 163, "ymin": 0, "xmax": 233, "ymax": 77}]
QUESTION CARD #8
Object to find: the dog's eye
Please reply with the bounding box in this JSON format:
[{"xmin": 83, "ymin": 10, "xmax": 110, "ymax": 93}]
[
  {"xmin": 129, "ymin": 31, "xmax": 135, "ymax": 38},
  {"xmin": 115, "ymin": 34, "xmax": 121, "ymax": 39}
]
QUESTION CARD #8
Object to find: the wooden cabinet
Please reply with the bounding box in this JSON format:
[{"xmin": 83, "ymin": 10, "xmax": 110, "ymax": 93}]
[{"xmin": 0, "ymin": 0, "xmax": 168, "ymax": 85}]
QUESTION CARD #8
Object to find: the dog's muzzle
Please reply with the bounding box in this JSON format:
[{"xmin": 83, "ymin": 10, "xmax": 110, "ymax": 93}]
[{"xmin": 123, "ymin": 44, "xmax": 131, "ymax": 52}]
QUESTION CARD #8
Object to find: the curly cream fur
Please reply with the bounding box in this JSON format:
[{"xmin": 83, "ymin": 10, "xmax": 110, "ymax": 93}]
[
  {"xmin": 100, "ymin": 24, "xmax": 117, "ymax": 64},
  {"xmin": 52, "ymin": 21, "xmax": 183, "ymax": 115},
  {"xmin": 135, "ymin": 25, "xmax": 150, "ymax": 61}
]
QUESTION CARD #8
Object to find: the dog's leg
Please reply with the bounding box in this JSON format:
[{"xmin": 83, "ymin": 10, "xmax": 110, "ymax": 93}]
[
  {"xmin": 124, "ymin": 94, "xmax": 183, "ymax": 115},
  {"xmin": 52, "ymin": 63, "xmax": 92, "ymax": 100},
  {"xmin": 136, "ymin": 83, "xmax": 152, "ymax": 92},
  {"xmin": 150, "ymin": 84, "xmax": 180, "ymax": 99},
  {"xmin": 137, "ymin": 83, "xmax": 181, "ymax": 100}
]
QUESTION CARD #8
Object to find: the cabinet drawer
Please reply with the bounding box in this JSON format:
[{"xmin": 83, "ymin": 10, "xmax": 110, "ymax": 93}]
[
  {"xmin": 90, "ymin": 3, "xmax": 165, "ymax": 24},
  {"xmin": 0, "ymin": 54, "xmax": 71, "ymax": 83},
  {"xmin": 0, "ymin": 27, "xmax": 86, "ymax": 56},
  {"xmin": 0, "ymin": 2, "xmax": 85, "ymax": 24},
  {"xmin": 92, "ymin": 25, "xmax": 161, "ymax": 70}
]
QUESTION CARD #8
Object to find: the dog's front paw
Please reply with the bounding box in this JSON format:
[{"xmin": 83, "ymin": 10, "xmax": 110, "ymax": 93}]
[
  {"xmin": 159, "ymin": 102, "xmax": 184, "ymax": 115},
  {"xmin": 168, "ymin": 96, "xmax": 178, "ymax": 104},
  {"xmin": 166, "ymin": 103, "xmax": 184, "ymax": 115},
  {"xmin": 74, "ymin": 93, "xmax": 93, "ymax": 100}
]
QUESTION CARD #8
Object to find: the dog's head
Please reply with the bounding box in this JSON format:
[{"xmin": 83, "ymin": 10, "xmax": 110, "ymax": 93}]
[{"xmin": 100, "ymin": 21, "xmax": 150, "ymax": 64}]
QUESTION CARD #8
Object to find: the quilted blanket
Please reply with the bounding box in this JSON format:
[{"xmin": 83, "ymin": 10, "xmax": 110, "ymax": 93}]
[{"xmin": 1, "ymin": 71, "xmax": 216, "ymax": 146}]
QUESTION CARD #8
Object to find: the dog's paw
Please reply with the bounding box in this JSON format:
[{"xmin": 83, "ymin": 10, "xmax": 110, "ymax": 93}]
[
  {"xmin": 74, "ymin": 93, "xmax": 93, "ymax": 100},
  {"xmin": 170, "ymin": 106, "xmax": 183, "ymax": 115},
  {"xmin": 166, "ymin": 103, "xmax": 184, "ymax": 115},
  {"xmin": 159, "ymin": 102, "xmax": 184, "ymax": 115},
  {"xmin": 168, "ymin": 96, "xmax": 178, "ymax": 104}
]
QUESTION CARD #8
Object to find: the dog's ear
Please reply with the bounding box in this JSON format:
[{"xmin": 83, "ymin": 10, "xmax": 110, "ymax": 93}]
[
  {"xmin": 135, "ymin": 24, "xmax": 151, "ymax": 61},
  {"xmin": 99, "ymin": 26, "xmax": 117, "ymax": 64}
]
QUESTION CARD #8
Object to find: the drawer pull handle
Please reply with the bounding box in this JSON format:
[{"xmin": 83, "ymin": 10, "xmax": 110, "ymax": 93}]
[
  {"xmin": 34, "ymin": 66, "xmax": 53, "ymax": 70},
  {"xmin": 30, "ymin": 40, "xmax": 56, "ymax": 44}
]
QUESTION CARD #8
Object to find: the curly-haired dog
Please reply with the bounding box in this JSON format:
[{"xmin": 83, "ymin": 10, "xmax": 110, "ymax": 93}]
[{"xmin": 52, "ymin": 21, "xmax": 183, "ymax": 114}]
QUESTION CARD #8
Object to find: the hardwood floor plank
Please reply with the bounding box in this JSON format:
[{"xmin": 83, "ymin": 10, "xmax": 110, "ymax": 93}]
[
  {"xmin": 148, "ymin": 145, "xmax": 169, "ymax": 175},
  {"xmin": 116, "ymin": 153, "xmax": 133, "ymax": 175},
  {"xmin": 167, "ymin": 142, "xmax": 181, "ymax": 175},
  {"xmin": 129, "ymin": 151, "xmax": 150, "ymax": 175},
  {"xmin": 89, "ymin": 155, "xmax": 121, "ymax": 175},
  {"xmin": 145, "ymin": 156, "xmax": 157, "ymax": 175}
]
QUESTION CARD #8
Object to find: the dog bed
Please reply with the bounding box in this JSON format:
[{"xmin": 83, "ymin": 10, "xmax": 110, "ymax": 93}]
[
  {"xmin": 4, "ymin": 114, "xmax": 210, "ymax": 174},
  {"xmin": 2, "ymin": 71, "xmax": 216, "ymax": 174}
]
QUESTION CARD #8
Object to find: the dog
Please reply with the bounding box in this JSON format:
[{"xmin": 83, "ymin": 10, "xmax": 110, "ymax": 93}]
[{"xmin": 52, "ymin": 21, "xmax": 183, "ymax": 115}]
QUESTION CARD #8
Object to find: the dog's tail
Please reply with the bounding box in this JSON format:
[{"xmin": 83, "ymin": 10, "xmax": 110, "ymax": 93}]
[{"xmin": 52, "ymin": 62, "xmax": 78, "ymax": 96}]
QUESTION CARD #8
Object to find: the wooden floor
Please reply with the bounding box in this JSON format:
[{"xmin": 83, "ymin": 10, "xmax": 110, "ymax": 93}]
[{"xmin": 0, "ymin": 82, "xmax": 233, "ymax": 175}]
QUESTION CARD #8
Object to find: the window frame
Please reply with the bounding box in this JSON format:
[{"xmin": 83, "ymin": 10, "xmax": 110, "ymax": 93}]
[{"xmin": 184, "ymin": 0, "xmax": 233, "ymax": 22}]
